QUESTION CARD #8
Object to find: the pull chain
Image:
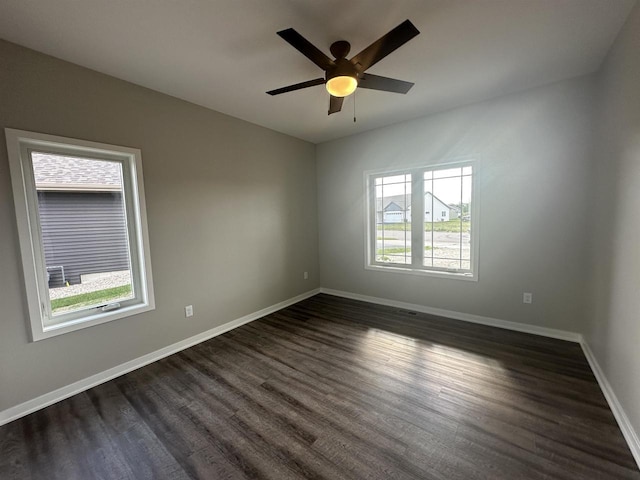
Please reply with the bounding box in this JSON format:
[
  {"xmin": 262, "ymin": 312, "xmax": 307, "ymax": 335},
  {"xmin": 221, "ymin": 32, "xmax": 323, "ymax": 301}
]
[{"xmin": 353, "ymin": 89, "xmax": 357, "ymax": 123}]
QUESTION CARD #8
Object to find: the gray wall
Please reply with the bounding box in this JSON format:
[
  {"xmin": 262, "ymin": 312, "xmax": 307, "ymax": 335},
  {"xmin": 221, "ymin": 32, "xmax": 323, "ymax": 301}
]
[
  {"xmin": 0, "ymin": 40, "xmax": 319, "ymax": 411},
  {"xmin": 317, "ymin": 76, "xmax": 596, "ymax": 333},
  {"xmin": 2, "ymin": 14, "xmax": 638, "ymax": 441},
  {"xmin": 586, "ymin": 2, "xmax": 640, "ymax": 442}
]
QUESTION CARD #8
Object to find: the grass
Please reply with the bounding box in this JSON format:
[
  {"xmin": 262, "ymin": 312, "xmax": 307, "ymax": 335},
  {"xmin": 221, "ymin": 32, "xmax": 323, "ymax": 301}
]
[
  {"xmin": 381, "ymin": 220, "xmax": 470, "ymax": 233},
  {"xmin": 51, "ymin": 284, "xmax": 132, "ymax": 313},
  {"xmin": 381, "ymin": 223, "xmax": 411, "ymax": 231},
  {"xmin": 427, "ymin": 220, "xmax": 470, "ymax": 233},
  {"xmin": 377, "ymin": 246, "xmax": 411, "ymax": 254}
]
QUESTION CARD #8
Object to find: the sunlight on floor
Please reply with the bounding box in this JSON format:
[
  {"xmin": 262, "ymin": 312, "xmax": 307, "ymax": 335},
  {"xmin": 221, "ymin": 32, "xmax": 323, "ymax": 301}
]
[{"xmin": 355, "ymin": 327, "xmax": 512, "ymax": 395}]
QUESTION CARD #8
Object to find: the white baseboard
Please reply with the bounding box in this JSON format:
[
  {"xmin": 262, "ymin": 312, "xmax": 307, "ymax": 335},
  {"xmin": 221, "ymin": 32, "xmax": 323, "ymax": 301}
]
[
  {"xmin": 320, "ymin": 288, "xmax": 582, "ymax": 342},
  {"xmin": 4, "ymin": 286, "xmax": 638, "ymax": 472},
  {"xmin": 580, "ymin": 340, "xmax": 640, "ymax": 469},
  {"xmin": 0, "ymin": 288, "xmax": 321, "ymax": 427},
  {"xmin": 320, "ymin": 287, "xmax": 640, "ymax": 470}
]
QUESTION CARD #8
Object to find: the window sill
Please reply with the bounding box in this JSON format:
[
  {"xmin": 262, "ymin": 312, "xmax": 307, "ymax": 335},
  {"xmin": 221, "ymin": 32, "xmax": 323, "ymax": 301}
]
[
  {"xmin": 34, "ymin": 302, "xmax": 155, "ymax": 341},
  {"xmin": 365, "ymin": 263, "xmax": 478, "ymax": 282}
]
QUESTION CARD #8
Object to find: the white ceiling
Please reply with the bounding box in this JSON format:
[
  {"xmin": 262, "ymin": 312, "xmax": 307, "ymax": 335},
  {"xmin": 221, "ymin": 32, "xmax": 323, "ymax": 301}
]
[{"xmin": 0, "ymin": 0, "xmax": 635, "ymax": 143}]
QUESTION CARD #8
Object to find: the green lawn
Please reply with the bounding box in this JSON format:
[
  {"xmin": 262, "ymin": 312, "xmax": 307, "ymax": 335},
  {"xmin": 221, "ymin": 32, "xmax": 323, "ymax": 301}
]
[
  {"xmin": 376, "ymin": 246, "xmax": 433, "ymax": 255},
  {"xmin": 381, "ymin": 220, "xmax": 470, "ymax": 233},
  {"xmin": 427, "ymin": 220, "xmax": 470, "ymax": 233},
  {"xmin": 377, "ymin": 246, "xmax": 411, "ymax": 254},
  {"xmin": 51, "ymin": 284, "xmax": 132, "ymax": 313}
]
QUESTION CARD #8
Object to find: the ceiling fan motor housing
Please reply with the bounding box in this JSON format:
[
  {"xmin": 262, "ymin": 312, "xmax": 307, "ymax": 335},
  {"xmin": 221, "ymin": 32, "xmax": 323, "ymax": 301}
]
[{"xmin": 326, "ymin": 58, "xmax": 358, "ymax": 82}]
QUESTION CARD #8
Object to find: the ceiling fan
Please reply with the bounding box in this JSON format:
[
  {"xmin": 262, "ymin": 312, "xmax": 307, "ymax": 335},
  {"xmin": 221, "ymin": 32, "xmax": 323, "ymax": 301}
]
[{"xmin": 267, "ymin": 20, "xmax": 420, "ymax": 115}]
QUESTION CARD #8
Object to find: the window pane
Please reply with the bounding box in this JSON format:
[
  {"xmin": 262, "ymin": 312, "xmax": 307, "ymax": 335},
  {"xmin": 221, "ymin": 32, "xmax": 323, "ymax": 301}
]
[
  {"xmin": 370, "ymin": 162, "xmax": 475, "ymax": 277},
  {"xmin": 420, "ymin": 165, "xmax": 473, "ymax": 271},
  {"xmin": 433, "ymin": 167, "xmax": 462, "ymax": 179},
  {"xmin": 425, "ymin": 172, "xmax": 463, "ymax": 268},
  {"xmin": 382, "ymin": 174, "xmax": 409, "ymax": 185},
  {"xmin": 433, "ymin": 258, "xmax": 461, "ymax": 270},
  {"xmin": 31, "ymin": 152, "xmax": 134, "ymax": 318},
  {"xmin": 432, "ymin": 176, "xmax": 462, "ymax": 206},
  {"xmin": 424, "ymin": 176, "xmax": 433, "ymax": 267},
  {"xmin": 376, "ymin": 224, "xmax": 385, "ymax": 257},
  {"xmin": 461, "ymin": 174, "xmax": 472, "ymax": 261},
  {"xmin": 424, "ymin": 228, "xmax": 434, "ymax": 267},
  {"xmin": 376, "ymin": 173, "xmax": 411, "ymax": 265}
]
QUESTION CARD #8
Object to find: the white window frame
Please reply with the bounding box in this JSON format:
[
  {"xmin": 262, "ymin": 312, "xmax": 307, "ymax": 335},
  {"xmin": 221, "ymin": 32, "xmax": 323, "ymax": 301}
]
[
  {"xmin": 365, "ymin": 159, "xmax": 479, "ymax": 281},
  {"xmin": 5, "ymin": 128, "xmax": 155, "ymax": 341}
]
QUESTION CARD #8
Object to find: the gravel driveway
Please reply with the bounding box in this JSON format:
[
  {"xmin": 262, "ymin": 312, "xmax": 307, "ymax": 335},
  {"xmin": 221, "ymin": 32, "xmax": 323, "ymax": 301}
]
[{"xmin": 49, "ymin": 270, "xmax": 131, "ymax": 300}]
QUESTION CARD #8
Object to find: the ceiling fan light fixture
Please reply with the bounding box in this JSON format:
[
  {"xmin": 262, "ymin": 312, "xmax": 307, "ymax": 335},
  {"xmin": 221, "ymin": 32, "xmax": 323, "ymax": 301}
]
[
  {"xmin": 268, "ymin": 20, "xmax": 420, "ymax": 114},
  {"xmin": 326, "ymin": 75, "xmax": 358, "ymax": 97}
]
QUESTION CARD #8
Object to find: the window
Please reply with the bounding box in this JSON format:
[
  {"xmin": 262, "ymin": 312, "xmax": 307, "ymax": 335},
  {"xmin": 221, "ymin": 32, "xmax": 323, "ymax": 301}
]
[
  {"xmin": 6, "ymin": 129, "xmax": 155, "ymax": 340},
  {"xmin": 367, "ymin": 161, "xmax": 477, "ymax": 280}
]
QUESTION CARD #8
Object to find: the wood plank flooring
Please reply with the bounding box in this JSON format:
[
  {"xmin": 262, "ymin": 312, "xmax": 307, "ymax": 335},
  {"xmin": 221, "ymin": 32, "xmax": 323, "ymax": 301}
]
[{"xmin": 1, "ymin": 293, "xmax": 638, "ymax": 479}]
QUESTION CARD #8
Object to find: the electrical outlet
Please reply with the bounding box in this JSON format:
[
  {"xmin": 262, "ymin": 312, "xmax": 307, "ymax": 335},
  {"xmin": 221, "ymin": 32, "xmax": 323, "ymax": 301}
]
[
  {"xmin": 523, "ymin": 293, "xmax": 533, "ymax": 304},
  {"xmin": 185, "ymin": 305, "xmax": 193, "ymax": 317},
  {"xmin": 303, "ymin": 271, "xmax": 309, "ymax": 280}
]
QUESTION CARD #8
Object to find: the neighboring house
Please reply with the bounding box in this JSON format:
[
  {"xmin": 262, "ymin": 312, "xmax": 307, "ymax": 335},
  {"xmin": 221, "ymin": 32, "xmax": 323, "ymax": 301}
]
[
  {"xmin": 33, "ymin": 153, "xmax": 130, "ymax": 287},
  {"xmin": 382, "ymin": 200, "xmax": 406, "ymax": 223},
  {"xmin": 418, "ymin": 192, "xmax": 460, "ymax": 222},
  {"xmin": 378, "ymin": 192, "xmax": 459, "ymax": 223}
]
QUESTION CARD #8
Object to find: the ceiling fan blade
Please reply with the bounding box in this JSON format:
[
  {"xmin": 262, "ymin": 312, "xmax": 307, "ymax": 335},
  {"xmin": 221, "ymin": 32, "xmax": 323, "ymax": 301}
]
[
  {"xmin": 358, "ymin": 73, "xmax": 414, "ymax": 94},
  {"xmin": 328, "ymin": 95, "xmax": 344, "ymax": 115},
  {"xmin": 350, "ymin": 20, "xmax": 420, "ymax": 72},
  {"xmin": 266, "ymin": 78, "xmax": 325, "ymax": 96},
  {"xmin": 277, "ymin": 28, "xmax": 336, "ymax": 71}
]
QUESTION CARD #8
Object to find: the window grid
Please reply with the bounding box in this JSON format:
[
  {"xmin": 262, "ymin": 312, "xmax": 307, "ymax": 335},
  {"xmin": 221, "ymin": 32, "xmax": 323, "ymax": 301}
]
[
  {"xmin": 369, "ymin": 162, "xmax": 475, "ymax": 278},
  {"xmin": 424, "ymin": 168, "xmax": 472, "ymax": 272},
  {"xmin": 375, "ymin": 174, "xmax": 412, "ymax": 265}
]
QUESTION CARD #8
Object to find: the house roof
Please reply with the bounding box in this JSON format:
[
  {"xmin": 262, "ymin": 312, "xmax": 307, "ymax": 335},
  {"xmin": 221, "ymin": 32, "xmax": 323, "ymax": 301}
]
[
  {"xmin": 384, "ymin": 201, "xmax": 404, "ymax": 212},
  {"xmin": 377, "ymin": 195, "xmax": 409, "ymax": 212},
  {"xmin": 32, "ymin": 153, "xmax": 123, "ymax": 192},
  {"xmin": 377, "ymin": 192, "xmax": 455, "ymax": 212}
]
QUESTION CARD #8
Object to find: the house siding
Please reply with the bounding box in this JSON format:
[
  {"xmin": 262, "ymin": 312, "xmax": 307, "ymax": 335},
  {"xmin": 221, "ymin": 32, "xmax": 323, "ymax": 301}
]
[
  {"xmin": 378, "ymin": 192, "xmax": 458, "ymax": 224},
  {"xmin": 37, "ymin": 191, "xmax": 130, "ymax": 287}
]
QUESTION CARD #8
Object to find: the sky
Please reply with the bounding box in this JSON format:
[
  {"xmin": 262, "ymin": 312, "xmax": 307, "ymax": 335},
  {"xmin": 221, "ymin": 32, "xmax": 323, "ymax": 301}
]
[{"xmin": 376, "ymin": 167, "xmax": 472, "ymax": 205}]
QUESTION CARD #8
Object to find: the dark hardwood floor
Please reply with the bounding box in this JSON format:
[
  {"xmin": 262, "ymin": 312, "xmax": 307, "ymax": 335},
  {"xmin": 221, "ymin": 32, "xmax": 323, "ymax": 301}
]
[{"xmin": 1, "ymin": 293, "xmax": 638, "ymax": 479}]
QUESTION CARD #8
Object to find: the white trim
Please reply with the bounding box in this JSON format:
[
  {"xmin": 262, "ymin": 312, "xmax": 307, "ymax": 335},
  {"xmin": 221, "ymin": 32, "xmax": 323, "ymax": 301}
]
[
  {"xmin": 580, "ymin": 340, "xmax": 640, "ymax": 469},
  {"xmin": 2, "ymin": 286, "xmax": 638, "ymax": 471},
  {"xmin": 0, "ymin": 288, "xmax": 320, "ymax": 427},
  {"xmin": 364, "ymin": 263, "xmax": 478, "ymax": 281},
  {"xmin": 319, "ymin": 287, "xmax": 581, "ymax": 342},
  {"xmin": 364, "ymin": 159, "xmax": 479, "ymax": 282},
  {"xmin": 320, "ymin": 287, "xmax": 640, "ymax": 469},
  {"xmin": 4, "ymin": 128, "xmax": 155, "ymax": 341}
]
